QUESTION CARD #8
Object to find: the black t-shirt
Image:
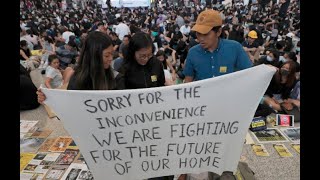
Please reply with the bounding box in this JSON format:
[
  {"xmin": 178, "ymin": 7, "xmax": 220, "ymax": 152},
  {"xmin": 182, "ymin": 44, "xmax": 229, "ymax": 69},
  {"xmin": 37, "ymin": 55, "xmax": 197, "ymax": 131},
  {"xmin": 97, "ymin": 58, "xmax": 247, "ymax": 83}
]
[
  {"xmin": 82, "ymin": 21, "xmax": 92, "ymax": 30},
  {"xmin": 279, "ymin": 0, "xmax": 290, "ymax": 17},
  {"xmin": 265, "ymin": 18, "xmax": 272, "ymax": 24},
  {"xmin": 170, "ymin": 15, "xmax": 176, "ymax": 22},
  {"xmin": 112, "ymin": 39, "xmax": 122, "ymax": 51},
  {"xmin": 294, "ymin": 61, "xmax": 300, "ymax": 72},
  {"xmin": 67, "ymin": 70, "xmax": 125, "ymax": 90},
  {"xmin": 122, "ymin": 57, "xmax": 165, "ymax": 89},
  {"xmin": 193, "ymin": 12, "xmax": 198, "ymax": 21},
  {"xmin": 20, "ymin": 47, "xmax": 31, "ymax": 60},
  {"xmin": 153, "ymin": 36, "xmax": 162, "ymax": 49},
  {"xmin": 229, "ymin": 31, "xmax": 244, "ymax": 44},
  {"xmin": 130, "ymin": 25, "xmax": 140, "ymax": 34},
  {"xmin": 20, "ymin": 64, "xmax": 40, "ymax": 110},
  {"xmin": 242, "ymin": 40, "xmax": 259, "ymax": 48},
  {"xmin": 168, "ymin": 31, "xmax": 183, "ymax": 40},
  {"xmin": 265, "ymin": 77, "xmax": 298, "ymax": 100}
]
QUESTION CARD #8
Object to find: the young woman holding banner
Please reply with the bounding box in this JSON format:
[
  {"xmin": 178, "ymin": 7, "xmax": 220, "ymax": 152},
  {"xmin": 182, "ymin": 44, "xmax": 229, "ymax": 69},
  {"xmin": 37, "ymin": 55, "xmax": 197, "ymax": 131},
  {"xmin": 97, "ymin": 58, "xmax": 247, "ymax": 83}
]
[
  {"xmin": 37, "ymin": 31, "xmax": 171, "ymax": 180},
  {"xmin": 119, "ymin": 31, "xmax": 166, "ymax": 89},
  {"xmin": 37, "ymin": 31, "xmax": 167, "ymax": 102}
]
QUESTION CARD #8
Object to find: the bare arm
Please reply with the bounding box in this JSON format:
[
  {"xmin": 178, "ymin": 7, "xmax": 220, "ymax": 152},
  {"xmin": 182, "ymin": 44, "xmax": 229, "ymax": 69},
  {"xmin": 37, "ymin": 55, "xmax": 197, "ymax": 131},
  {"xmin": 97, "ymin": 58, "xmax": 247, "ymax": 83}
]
[
  {"xmin": 119, "ymin": 53, "xmax": 124, "ymax": 59},
  {"xmin": 45, "ymin": 77, "xmax": 53, "ymax": 89},
  {"xmin": 265, "ymin": 21, "xmax": 276, "ymax": 27},
  {"xmin": 51, "ymin": 43, "xmax": 56, "ymax": 54},
  {"xmin": 243, "ymin": 47, "xmax": 257, "ymax": 52},
  {"xmin": 287, "ymin": 99, "xmax": 300, "ymax": 109},
  {"xmin": 144, "ymin": 16, "xmax": 150, "ymax": 25},
  {"xmin": 55, "ymin": 36, "xmax": 65, "ymax": 43},
  {"xmin": 166, "ymin": 59, "xmax": 176, "ymax": 80},
  {"xmin": 113, "ymin": 45, "xmax": 119, "ymax": 51},
  {"xmin": 171, "ymin": 49, "xmax": 177, "ymax": 66}
]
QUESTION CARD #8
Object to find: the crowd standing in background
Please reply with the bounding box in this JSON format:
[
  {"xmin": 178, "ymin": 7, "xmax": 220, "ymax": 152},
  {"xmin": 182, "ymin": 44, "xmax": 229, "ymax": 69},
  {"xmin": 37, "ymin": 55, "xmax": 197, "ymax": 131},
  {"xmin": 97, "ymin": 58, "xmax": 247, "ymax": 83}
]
[{"xmin": 22, "ymin": 0, "xmax": 300, "ymax": 178}]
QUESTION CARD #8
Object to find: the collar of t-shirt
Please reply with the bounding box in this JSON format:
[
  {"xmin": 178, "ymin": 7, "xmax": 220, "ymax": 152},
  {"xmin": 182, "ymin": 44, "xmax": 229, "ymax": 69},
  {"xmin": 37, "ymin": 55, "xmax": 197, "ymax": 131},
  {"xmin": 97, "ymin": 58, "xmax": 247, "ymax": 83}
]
[{"xmin": 200, "ymin": 38, "xmax": 223, "ymax": 53}]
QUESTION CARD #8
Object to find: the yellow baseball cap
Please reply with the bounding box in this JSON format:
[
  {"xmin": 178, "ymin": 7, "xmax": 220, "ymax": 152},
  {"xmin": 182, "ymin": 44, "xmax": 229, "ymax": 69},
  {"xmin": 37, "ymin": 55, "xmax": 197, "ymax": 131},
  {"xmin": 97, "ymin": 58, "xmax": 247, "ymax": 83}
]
[
  {"xmin": 191, "ymin": 10, "xmax": 223, "ymax": 34},
  {"xmin": 248, "ymin": 30, "xmax": 258, "ymax": 39}
]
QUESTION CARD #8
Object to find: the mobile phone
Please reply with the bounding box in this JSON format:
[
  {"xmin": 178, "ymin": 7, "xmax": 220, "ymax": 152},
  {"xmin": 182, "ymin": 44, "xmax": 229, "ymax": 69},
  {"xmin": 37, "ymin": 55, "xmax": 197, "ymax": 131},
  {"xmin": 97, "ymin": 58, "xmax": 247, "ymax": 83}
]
[{"xmin": 276, "ymin": 114, "xmax": 294, "ymax": 127}]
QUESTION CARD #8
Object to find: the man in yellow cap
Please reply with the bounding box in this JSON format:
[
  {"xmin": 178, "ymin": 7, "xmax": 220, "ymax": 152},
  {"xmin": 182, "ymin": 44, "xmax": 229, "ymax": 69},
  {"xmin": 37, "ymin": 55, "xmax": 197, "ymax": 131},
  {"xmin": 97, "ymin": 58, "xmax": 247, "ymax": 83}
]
[
  {"xmin": 183, "ymin": 9, "xmax": 252, "ymax": 83},
  {"xmin": 242, "ymin": 30, "xmax": 263, "ymax": 63},
  {"xmin": 180, "ymin": 9, "xmax": 252, "ymax": 180}
]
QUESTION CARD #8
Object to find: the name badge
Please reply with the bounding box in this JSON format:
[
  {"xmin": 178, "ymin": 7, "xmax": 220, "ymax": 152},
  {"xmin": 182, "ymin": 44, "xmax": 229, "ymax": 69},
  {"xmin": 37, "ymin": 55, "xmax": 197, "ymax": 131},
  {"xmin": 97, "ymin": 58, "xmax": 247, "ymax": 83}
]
[
  {"xmin": 220, "ymin": 66, "xmax": 227, "ymax": 73},
  {"xmin": 151, "ymin": 75, "xmax": 157, "ymax": 82}
]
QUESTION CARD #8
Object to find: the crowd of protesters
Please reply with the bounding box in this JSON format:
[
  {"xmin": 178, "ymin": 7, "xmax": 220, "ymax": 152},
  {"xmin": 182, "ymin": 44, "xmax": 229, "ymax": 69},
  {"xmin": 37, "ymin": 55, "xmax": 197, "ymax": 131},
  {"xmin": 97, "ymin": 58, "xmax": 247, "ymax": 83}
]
[
  {"xmin": 21, "ymin": 0, "xmax": 300, "ymax": 179},
  {"xmin": 21, "ymin": 0, "xmax": 300, "ymax": 138}
]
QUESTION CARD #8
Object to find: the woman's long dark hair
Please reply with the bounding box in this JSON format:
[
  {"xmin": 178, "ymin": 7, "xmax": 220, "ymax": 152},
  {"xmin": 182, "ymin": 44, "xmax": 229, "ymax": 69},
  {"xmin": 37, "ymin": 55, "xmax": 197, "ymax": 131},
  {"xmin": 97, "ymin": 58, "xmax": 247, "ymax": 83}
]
[
  {"xmin": 74, "ymin": 31, "xmax": 115, "ymax": 90},
  {"xmin": 156, "ymin": 50, "xmax": 168, "ymax": 69},
  {"xmin": 120, "ymin": 32, "xmax": 153, "ymax": 73},
  {"xmin": 26, "ymin": 29, "xmax": 34, "ymax": 37},
  {"xmin": 275, "ymin": 61, "xmax": 297, "ymax": 88}
]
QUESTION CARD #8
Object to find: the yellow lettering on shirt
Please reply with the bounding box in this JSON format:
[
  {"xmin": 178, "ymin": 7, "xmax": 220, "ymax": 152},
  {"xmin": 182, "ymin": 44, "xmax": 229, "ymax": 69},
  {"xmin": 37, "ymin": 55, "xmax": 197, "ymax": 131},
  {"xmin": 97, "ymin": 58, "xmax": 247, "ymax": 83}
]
[{"xmin": 151, "ymin": 75, "xmax": 157, "ymax": 82}]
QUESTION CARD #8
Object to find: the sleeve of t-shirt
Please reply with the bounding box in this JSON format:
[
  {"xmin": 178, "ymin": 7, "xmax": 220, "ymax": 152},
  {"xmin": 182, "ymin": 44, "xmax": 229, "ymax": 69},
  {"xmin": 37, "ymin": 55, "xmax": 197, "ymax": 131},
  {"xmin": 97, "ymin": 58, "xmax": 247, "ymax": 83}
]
[
  {"xmin": 180, "ymin": 26, "xmax": 184, "ymax": 34},
  {"xmin": 46, "ymin": 67, "xmax": 57, "ymax": 79},
  {"xmin": 236, "ymin": 43, "xmax": 253, "ymax": 70},
  {"xmin": 127, "ymin": 26, "xmax": 131, "ymax": 34},
  {"xmin": 115, "ymin": 74, "xmax": 126, "ymax": 90},
  {"xmin": 119, "ymin": 43, "xmax": 124, "ymax": 53},
  {"xmin": 117, "ymin": 39, "xmax": 122, "ymax": 46},
  {"xmin": 67, "ymin": 74, "xmax": 77, "ymax": 90},
  {"xmin": 115, "ymin": 27, "xmax": 119, "ymax": 36},
  {"xmin": 158, "ymin": 63, "xmax": 166, "ymax": 87},
  {"xmin": 183, "ymin": 52, "xmax": 194, "ymax": 77},
  {"xmin": 241, "ymin": 41, "xmax": 248, "ymax": 47}
]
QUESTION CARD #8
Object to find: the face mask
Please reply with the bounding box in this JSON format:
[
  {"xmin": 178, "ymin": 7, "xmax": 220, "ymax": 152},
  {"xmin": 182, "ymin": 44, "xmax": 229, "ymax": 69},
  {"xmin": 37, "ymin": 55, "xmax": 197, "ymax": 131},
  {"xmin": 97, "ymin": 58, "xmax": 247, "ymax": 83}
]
[
  {"xmin": 175, "ymin": 29, "xmax": 179, "ymax": 33},
  {"xmin": 151, "ymin": 31, "xmax": 158, "ymax": 37},
  {"xmin": 296, "ymin": 47, "xmax": 300, "ymax": 52},
  {"xmin": 266, "ymin": 55, "xmax": 273, "ymax": 62},
  {"xmin": 84, "ymin": 18, "xmax": 88, "ymax": 22},
  {"xmin": 280, "ymin": 69, "xmax": 290, "ymax": 76},
  {"xmin": 279, "ymin": 56, "xmax": 287, "ymax": 63}
]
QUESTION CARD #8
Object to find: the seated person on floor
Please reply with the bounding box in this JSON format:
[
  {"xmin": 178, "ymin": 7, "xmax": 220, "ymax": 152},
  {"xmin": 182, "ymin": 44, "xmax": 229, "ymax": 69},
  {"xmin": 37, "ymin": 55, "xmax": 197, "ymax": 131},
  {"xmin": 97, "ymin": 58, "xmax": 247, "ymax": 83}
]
[
  {"xmin": 20, "ymin": 64, "xmax": 40, "ymax": 111},
  {"xmin": 45, "ymin": 54, "xmax": 75, "ymax": 89},
  {"xmin": 242, "ymin": 30, "xmax": 263, "ymax": 63},
  {"xmin": 255, "ymin": 48, "xmax": 281, "ymax": 68},
  {"xmin": 20, "ymin": 40, "xmax": 41, "ymax": 70},
  {"xmin": 263, "ymin": 61, "xmax": 298, "ymax": 113},
  {"xmin": 55, "ymin": 40, "xmax": 78, "ymax": 69}
]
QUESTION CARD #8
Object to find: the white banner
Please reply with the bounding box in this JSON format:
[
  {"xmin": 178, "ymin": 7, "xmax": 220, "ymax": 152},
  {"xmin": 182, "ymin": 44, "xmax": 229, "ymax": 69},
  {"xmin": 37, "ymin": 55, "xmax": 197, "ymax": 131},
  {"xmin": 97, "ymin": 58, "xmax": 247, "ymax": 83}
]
[
  {"xmin": 42, "ymin": 65, "xmax": 275, "ymax": 180},
  {"xmin": 109, "ymin": 0, "xmax": 151, "ymax": 8}
]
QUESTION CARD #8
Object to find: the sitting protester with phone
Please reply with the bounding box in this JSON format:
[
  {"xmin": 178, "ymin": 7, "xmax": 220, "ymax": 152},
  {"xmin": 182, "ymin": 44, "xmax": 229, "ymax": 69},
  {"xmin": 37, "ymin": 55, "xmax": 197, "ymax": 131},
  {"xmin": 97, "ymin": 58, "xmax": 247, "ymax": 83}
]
[{"xmin": 263, "ymin": 61, "xmax": 299, "ymax": 119}]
